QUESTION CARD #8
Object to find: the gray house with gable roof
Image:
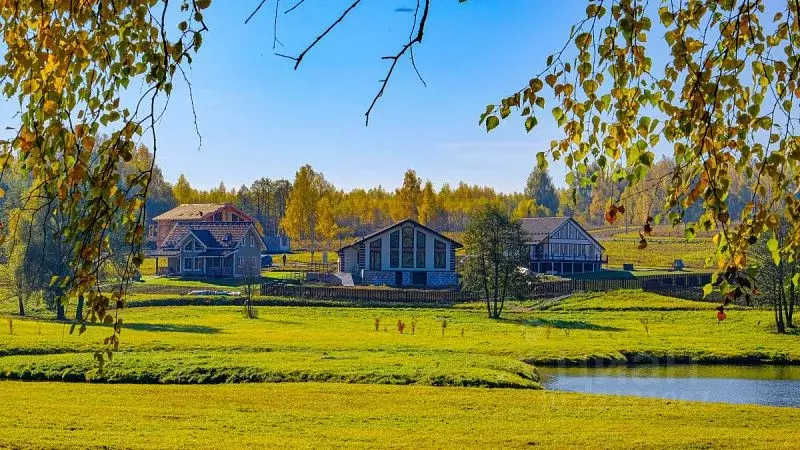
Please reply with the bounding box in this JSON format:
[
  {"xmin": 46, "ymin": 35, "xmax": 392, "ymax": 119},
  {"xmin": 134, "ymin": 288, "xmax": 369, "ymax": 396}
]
[
  {"xmin": 521, "ymin": 217, "xmax": 607, "ymax": 274},
  {"xmin": 337, "ymin": 219, "xmax": 462, "ymax": 288}
]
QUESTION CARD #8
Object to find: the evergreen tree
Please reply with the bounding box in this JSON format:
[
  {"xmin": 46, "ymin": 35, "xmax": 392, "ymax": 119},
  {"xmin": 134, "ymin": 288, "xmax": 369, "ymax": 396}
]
[{"xmin": 524, "ymin": 169, "xmax": 559, "ymax": 215}]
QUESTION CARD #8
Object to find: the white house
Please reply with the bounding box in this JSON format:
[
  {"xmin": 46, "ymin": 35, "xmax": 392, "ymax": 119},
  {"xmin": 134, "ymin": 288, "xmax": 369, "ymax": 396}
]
[
  {"xmin": 337, "ymin": 219, "xmax": 462, "ymax": 288},
  {"xmin": 521, "ymin": 217, "xmax": 606, "ymax": 274}
]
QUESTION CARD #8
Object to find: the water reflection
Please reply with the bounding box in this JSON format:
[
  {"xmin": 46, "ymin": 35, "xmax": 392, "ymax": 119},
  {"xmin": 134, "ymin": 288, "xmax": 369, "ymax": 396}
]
[{"xmin": 541, "ymin": 365, "xmax": 800, "ymax": 407}]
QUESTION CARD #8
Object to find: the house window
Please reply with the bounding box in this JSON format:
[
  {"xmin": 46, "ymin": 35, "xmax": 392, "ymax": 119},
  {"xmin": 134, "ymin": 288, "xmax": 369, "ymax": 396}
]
[
  {"xmin": 389, "ymin": 231, "xmax": 400, "ymax": 268},
  {"xmin": 232, "ymin": 214, "xmax": 240, "ymax": 222},
  {"xmin": 183, "ymin": 257, "xmax": 192, "ymax": 271},
  {"xmin": 401, "ymin": 227, "xmax": 414, "ymax": 268},
  {"xmin": 214, "ymin": 212, "xmax": 223, "ymax": 221},
  {"xmin": 434, "ymin": 240, "xmax": 446, "ymax": 269},
  {"xmin": 184, "ymin": 240, "xmax": 193, "ymax": 252},
  {"xmin": 416, "ymin": 231, "xmax": 426, "ymax": 268},
  {"xmin": 370, "ymin": 239, "xmax": 382, "ymax": 271}
]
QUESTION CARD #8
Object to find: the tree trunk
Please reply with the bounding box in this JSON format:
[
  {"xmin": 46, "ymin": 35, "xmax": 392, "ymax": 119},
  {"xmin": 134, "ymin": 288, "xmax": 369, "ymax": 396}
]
[
  {"xmin": 17, "ymin": 295, "xmax": 25, "ymax": 317},
  {"xmin": 492, "ymin": 228, "xmax": 500, "ymax": 318},
  {"xmin": 481, "ymin": 255, "xmax": 491, "ymax": 319},
  {"xmin": 56, "ymin": 302, "xmax": 66, "ymax": 322},
  {"xmin": 75, "ymin": 295, "xmax": 84, "ymax": 322},
  {"xmin": 785, "ymin": 277, "xmax": 795, "ymax": 328},
  {"xmin": 775, "ymin": 296, "xmax": 786, "ymax": 334}
]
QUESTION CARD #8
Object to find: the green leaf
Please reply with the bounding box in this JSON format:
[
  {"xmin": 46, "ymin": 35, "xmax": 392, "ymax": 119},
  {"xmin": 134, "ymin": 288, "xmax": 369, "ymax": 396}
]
[
  {"xmin": 702, "ymin": 283, "xmax": 713, "ymax": 298},
  {"xmin": 485, "ymin": 115, "xmax": 499, "ymax": 132},
  {"xmin": 536, "ymin": 152, "xmax": 548, "ymax": 170},
  {"xmin": 524, "ymin": 116, "xmax": 537, "ymax": 132},
  {"xmin": 767, "ymin": 236, "xmax": 780, "ymax": 265}
]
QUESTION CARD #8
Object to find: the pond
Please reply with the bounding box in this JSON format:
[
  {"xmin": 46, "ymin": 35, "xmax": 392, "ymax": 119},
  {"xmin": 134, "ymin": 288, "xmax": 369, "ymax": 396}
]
[{"xmin": 541, "ymin": 365, "xmax": 800, "ymax": 407}]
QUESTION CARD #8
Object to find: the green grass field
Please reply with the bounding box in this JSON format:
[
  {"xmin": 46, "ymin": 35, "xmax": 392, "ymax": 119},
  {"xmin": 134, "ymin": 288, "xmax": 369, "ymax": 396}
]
[
  {"xmin": 2, "ymin": 381, "xmax": 798, "ymax": 448},
  {"xmin": 2, "ymin": 290, "xmax": 799, "ymax": 447},
  {"xmin": 600, "ymin": 238, "xmax": 714, "ymax": 269},
  {"xmin": 589, "ymin": 225, "xmax": 716, "ymax": 269},
  {"xmin": 2, "ymin": 291, "xmax": 797, "ymax": 388}
]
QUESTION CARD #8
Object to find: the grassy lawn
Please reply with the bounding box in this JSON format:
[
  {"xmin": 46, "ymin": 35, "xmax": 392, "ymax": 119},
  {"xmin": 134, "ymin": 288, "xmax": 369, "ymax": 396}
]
[
  {"xmin": 2, "ymin": 291, "xmax": 798, "ymax": 387},
  {"xmin": 601, "ymin": 239, "xmax": 714, "ymax": 269},
  {"xmin": 567, "ymin": 268, "xmax": 713, "ymax": 280},
  {"xmin": 1, "ymin": 381, "xmax": 798, "ymax": 449},
  {"xmin": 2, "ymin": 291, "xmax": 799, "ymax": 448},
  {"xmin": 284, "ymin": 251, "xmax": 338, "ymax": 264}
]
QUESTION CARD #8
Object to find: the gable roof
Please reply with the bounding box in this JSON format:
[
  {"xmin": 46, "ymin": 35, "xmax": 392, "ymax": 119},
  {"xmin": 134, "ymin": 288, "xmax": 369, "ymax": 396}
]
[
  {"xmin": 153, "ymin": 204, "xmax": 226, "ymax": 221},
  {"xmin": 520, "ymin": 216, "xmax": 605, "ymax": 249},
  {"xmin": 338, "ymin": 219, "xmax": 462, "ymax": 251},
  {"xmin": 519, "ymin": 217, "xmax": 571, "ymax": 244},
  {"xmin": 161, "ymin": 221, "xmax": 260, "ymax": 250},
  {"xmin": 152, "ymin": 203, "xmax": 255, "ymax": 222}
]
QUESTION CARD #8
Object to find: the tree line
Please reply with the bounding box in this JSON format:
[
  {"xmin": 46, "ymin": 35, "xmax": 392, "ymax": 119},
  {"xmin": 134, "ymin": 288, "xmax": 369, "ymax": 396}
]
[{"xmin": 149, "ymin": 156, "xmax": 760, "ymax": 254}]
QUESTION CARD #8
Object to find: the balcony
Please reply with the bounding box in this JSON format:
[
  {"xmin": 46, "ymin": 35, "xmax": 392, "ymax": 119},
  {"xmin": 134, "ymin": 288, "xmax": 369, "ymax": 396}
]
[{"xmin": 529, "ymin": 254, "xmax": 608, "ymax": 264}]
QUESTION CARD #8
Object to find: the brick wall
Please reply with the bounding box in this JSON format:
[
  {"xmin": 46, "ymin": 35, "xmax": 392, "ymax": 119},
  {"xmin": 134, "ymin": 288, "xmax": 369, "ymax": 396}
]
[
  {"xmin": 427, "ymin": 271, "xmax": 458, "ymax": 287},
  {"xmin": 361, "ymin": 270, "xmax": 458, "ymax": 288},
  {"xmin": 362, "ymin": 270, "xmax": 395, "ymax": 286}
]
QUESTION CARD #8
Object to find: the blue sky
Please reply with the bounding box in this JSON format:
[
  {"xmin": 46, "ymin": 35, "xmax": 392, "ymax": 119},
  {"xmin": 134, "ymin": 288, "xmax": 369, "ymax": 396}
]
[
  {"xmin": 0, "ymin": 1, "xmax": 589, "ymax": 192},
  {"xmin": 151, "ymin": 0, "xmax": 590, "ymax": 193}
]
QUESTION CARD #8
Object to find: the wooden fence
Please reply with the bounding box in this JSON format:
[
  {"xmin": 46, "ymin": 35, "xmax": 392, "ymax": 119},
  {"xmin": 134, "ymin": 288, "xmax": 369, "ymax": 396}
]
[
  {"xmin": 260, "ymin": 282, "xmax": 471, "ymax": 303},
  {"xmin": 260, "ymin": 273, "xmax": 713, "ymax": 303},
  {"xmin": 527, "ymin": 273, "xmax": 712, "ymax": 298}
]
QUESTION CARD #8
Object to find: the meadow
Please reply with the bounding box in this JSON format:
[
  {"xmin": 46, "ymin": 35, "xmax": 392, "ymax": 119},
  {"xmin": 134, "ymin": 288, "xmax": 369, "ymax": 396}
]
[
  {"xmin": 2, "ymin": 290, "xmax": 799, "ymax": 448},
  {"xmin": 1, "ymin": 381, "xmax": 799, "ymax": 448},
  {"xmin": 2, "ymin": 291, "xmax": 798, "ymax": 388}
]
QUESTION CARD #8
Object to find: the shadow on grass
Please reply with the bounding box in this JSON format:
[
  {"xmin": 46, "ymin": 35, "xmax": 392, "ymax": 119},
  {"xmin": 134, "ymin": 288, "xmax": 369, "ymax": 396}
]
[
  {"xmin": 123, "ymin": 323, "xmax": 221, "ymax": 334},
  {"xmin": 500, "ymin": 317, "xmax": 625, "ymax": 332}
]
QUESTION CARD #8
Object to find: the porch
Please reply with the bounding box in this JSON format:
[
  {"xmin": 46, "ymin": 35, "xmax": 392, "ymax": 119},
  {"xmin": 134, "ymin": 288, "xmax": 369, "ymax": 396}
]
[
  {"xmin": 152, "ymin": 253, "xmax": 237, "ymax": 278},
  {"xmin": 529, "ymin": 255, "xmax": 609, "ymax": 274}
]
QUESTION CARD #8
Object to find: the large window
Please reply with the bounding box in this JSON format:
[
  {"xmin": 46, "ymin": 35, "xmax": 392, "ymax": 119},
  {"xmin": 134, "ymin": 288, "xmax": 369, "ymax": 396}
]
[
  {"xmin": 183, "ymin": 257, "xmax": 192, "ymax": 271},
  {"xmin": 401, "ymin": 226, "xmax": 414, "ymax": 268},
  {"xmin": 389, "ymin": 231, "xmax": 400, "ymax": 268},
  {"xmin": 434, "ymin": 240, "xmax": 446, "ymax": 269},
  {"xmin": 184, "ymin": 240, "xmax": 194, "ymax": 251},
  {"xmin": 416, "ymin": 231, "xmax": 426, "ymax": 268},
  {"xmin": 370, "ymin": 239, "xmax": 382, "ymax": 271}
]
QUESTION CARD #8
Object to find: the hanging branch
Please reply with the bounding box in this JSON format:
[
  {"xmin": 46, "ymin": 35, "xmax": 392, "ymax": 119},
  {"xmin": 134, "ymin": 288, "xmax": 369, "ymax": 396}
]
[
  {"xmin": 245, "ymin": 0, "xmax": 268, "ymax": 24},
  {"xmin": 365, "ymin": 0, "xmax": 430, "ymax": 125},
  {"xmin": 275, "ymin": 0, "xmax": 361, "ymax": 70}
]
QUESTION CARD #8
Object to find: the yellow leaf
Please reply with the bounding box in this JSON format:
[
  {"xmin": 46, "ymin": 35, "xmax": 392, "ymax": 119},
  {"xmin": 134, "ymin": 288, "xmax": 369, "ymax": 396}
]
[{"xmin": 43, "ymin": 99, "xmax": 57, "ymax": 116}]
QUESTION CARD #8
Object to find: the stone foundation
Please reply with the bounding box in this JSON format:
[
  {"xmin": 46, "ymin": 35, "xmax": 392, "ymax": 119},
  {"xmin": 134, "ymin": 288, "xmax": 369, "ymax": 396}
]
[
  {"xmin": 362, "ymin": 270, "xmax": 396, "ymax": 286},
  {"xmin": 426, "ymin": 271, "xmax": 459, "ymax": 287},
  {"xmin": 361, "ymin": 270, "xmax": 458, "ymax": 288}
]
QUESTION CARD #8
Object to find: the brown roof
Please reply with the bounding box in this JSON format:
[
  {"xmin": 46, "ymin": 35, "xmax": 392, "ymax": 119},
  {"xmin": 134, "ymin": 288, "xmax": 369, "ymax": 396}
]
[
  {"xmin": 152, "ymin": 204, "xmax": 227, "ymax": 221},
  {"xmin": 519, "ymin": 217, "xmax": 571, "ymax": 244},
  {"xmin": 161, "ymin": 221, "xmax": 257, "ymax": 250},
  {"xmin": 519, "ymin": 217, "xmax": 605, "ymax": 249}
]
